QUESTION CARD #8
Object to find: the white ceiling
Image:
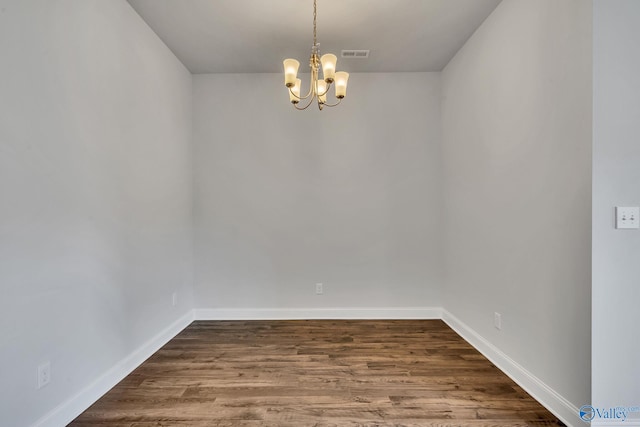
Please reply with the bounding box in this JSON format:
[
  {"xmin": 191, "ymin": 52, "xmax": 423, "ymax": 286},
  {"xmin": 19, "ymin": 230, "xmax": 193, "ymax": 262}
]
[{"xmin": 127, "ymin": 0, "xmax": 501, "ymax": 74}]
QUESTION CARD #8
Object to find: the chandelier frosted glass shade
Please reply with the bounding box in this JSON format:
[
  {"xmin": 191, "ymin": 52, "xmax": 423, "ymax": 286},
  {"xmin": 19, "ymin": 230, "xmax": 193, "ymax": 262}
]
[
  {"xmin": 320, "ymin": 54, "xmax": 337, "ymax": 82},
  {"xmin": 334, "ymin": 72, "xmax": 349, "ymax": 98},
  {"xmin": 283, "ymin": 59, "xmax": 300, "ymax": 87}
]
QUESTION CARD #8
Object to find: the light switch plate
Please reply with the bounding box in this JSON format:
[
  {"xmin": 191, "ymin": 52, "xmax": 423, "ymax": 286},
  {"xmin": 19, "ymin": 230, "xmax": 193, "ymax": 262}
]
[{"xmin": 616, "ymin": 207, "xmax": 639, "ymax": 229}]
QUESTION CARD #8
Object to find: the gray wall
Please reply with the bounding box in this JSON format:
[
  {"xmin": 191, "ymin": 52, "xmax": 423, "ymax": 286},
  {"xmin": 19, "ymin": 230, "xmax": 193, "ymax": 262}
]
[
  {"xmin": 441, "ymin": 0, "xmax": 592, "ymax": 410},
  {"xmin": 193, "ymin": 73, "xmax": 443, "ymax": 311},
  {"xmin": 593, "ymin": 0, "xmax": 640, "ymax": 412},
  {"xmin": 0, "ymin": 1, "xmax": 194, "ymax": 426}
]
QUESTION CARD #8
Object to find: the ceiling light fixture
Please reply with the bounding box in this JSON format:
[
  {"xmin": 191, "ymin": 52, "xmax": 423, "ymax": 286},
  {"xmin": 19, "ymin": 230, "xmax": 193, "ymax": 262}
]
[{"xmin": 283, "ymin": 0, "xmax": 349, "ymax": 111}]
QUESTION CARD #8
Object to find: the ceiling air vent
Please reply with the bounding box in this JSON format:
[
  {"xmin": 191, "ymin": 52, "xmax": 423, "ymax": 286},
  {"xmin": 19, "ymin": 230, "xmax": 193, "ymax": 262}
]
[{"xmin": 341, "ymin": 50, "xmax": 369, "ymax": 59}]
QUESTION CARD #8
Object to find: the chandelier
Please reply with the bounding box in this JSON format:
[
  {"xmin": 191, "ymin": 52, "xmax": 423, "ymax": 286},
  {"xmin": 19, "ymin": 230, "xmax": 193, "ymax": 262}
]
[{"xmin": 283, "ymin": 0, "xmax": 349, "ymax": 110}]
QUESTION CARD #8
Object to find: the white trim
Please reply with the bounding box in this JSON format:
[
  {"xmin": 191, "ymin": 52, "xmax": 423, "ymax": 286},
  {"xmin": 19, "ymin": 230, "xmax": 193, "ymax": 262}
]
[
  {"xmin": 441, "ymin": 309, "xmax": 582, "ymax": 427},
  {"xmin": 31, "ymin": 311, "xmax": 195, "ymax": 427},
  {"xmin": 193, "ymin": 306, "xmax": 442, "ymax": 320}
]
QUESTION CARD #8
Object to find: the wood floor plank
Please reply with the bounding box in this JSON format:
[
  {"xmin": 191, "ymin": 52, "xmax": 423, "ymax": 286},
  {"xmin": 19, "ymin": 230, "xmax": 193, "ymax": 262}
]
[{"xmin": 69, "ymin": 320, "xmax": 564, "ymax": 426}]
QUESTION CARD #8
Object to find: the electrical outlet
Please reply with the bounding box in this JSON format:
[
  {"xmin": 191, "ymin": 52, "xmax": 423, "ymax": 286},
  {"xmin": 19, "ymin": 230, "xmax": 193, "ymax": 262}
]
[
  {"xmin": 172, "ymin": 292, "xmax": 178, "ymax": 307},
  {"xmin": 315, "ymin": 283, "xmax": 323, "ymax": 295},
  {"xmin": 37, "ymin": 361, "xmax": 50, "ymax": 389},
  {"xmin": 616, "ymin": 206, "xmax": 639, "ymax": 229},
  {"xmin": 494, "ymin": 312, "xmax": 502, "ymax": 330}
]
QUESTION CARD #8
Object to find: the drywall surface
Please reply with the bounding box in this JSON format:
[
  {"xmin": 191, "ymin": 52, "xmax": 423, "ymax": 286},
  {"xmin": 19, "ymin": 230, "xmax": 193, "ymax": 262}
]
[
  {"xmin": 0, "ymin": 1, "xmax": 193, "ymax": 425},
  {"xmin": 592, "ymin": 0, "xmax": 640, "ymax": 413},
  {"xmin": 441, "ymin": 0, "xmax": 592, "ymax": 412},
  {"xmin": 193, "ymin": 73, "xmax": 442, "ymax": 310}
]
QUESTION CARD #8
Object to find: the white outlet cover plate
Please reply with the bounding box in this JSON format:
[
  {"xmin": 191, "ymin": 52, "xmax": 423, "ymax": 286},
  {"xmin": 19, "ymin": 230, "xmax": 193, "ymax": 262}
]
[
  {"xmin": 616, "ymin": 206, "xmax": 640, "ymax": 229},
  {"xmin": 37, "ymin": 362, "xmax": 50, "ymax": 389},
  {"xmin": 494, "ymin": 312, "xmax": 502, "ymax": 330}
]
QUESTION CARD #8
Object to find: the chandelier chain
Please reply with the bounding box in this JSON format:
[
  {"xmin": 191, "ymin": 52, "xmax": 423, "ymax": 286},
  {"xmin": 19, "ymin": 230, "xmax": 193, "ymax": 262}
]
[{"xmin": 313, "ymin": 0, "xmax": 317, "ymax": 47}]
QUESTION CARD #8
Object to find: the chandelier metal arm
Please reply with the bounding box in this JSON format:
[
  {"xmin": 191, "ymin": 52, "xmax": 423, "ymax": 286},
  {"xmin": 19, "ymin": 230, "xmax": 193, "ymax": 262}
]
[
  {"xmin": 288, "ymin": 85, "xmax": 313, "ymax": 101},
  {"xmin": 322, "ymin": 98, "xmax": 342, "ymax": 108},
  {"xmin": 287, "ymin": 56, "xmax": 321, "ymax": 101},
  {"xmin": 293, "ymin": 96, "xmax": 316, "ymax": 110},
  {"xmin": 318, "ymin": 82, "xmax": 332, "ymax": 97}
]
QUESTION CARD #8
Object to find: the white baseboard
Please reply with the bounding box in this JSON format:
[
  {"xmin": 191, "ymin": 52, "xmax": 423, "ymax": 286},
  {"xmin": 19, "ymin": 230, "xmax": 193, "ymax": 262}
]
[
  {"xmin": 193, "ymin": 306, "xmax": 442, "ymax": 320},
  {"xmin": 441, "ymin": 309, "xmax": 581, "ymax": 427},
  {"xmin": 31, "ymin": 310, "xmax": 195, "ymax": 427}
]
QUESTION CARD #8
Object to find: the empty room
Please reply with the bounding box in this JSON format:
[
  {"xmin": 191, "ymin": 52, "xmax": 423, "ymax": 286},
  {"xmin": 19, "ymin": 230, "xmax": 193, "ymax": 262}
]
[{"xmin": 1, "ymin": 0, "xmax": 638, "ymax": 426}]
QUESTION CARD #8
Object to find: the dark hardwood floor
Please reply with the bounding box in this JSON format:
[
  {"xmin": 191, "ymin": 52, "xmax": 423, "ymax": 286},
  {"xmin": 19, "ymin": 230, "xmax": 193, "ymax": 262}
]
[{"xmin": 69, "ymin": 320, "xmax": 564, "ymax": 426}]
